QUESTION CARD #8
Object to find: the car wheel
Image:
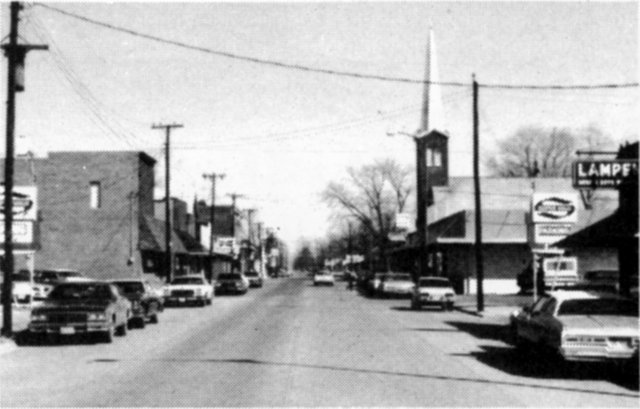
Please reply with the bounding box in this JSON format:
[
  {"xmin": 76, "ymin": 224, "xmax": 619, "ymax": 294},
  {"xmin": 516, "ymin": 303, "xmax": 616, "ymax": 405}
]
[
  {"xmin": 150, "ymin": 314, "xmax": 159, "ymax": 324},
  {"xmin": 199, "ymin": 299, "xmax": 206, "ymax": 307},
  {"xmin": 137, "ymin": 317, "xmax": 146, "ymax": 329},
  {"xmin": 115, "ymin": 322, "xmax": 127, "ymax": 337},
  {"xmin": 101, "ymin": 327, "xmax": 114, "ymax": 343}
]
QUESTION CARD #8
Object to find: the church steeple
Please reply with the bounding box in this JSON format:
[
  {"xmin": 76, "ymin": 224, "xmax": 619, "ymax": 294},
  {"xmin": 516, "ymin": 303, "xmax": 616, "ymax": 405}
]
[{"xmin": 419, "ymin": 28, "xmax": 449, "ymax": 187}]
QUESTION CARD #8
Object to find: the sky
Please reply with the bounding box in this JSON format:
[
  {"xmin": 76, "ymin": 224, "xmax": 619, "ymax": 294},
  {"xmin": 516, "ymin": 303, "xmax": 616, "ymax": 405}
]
[{"xmin": 0, "ymin": 1, "xmax": 637, "ymax": 252}]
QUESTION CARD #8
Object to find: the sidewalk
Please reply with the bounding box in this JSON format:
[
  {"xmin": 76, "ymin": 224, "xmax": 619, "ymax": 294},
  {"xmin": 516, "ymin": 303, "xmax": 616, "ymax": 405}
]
[
  {"xmin": 0, "ymin": 305, "xmax": 32, "ymax": 356},
  {"xmin": 454, "ymin": 293, "xmax": 532, "ymax": 319}
]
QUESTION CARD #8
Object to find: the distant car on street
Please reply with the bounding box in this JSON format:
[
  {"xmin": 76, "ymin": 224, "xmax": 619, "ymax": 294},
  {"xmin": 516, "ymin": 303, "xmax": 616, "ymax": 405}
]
[
  {"xmin": 111, "ymin": 279, "xmax": 163, "ymax": 328},
  {"xmin": 215, "ymin": 273, "xmax": 250, "ymax": 295},
  {"xmin": 28, "ymin": 281, "xmax": 132, "ymax": 343},
  {"xmin": 367, "ymin": 272, "xmax": 387, "ymax": 297},
  {"xmin": 378, "ymin": 273, "xmax": 414, "ymax": 298},
  {"xmin": 510, "ymin": 290, "xmax": 639, "ymax": 363},
  {"xmin": 411, "ymin": 276, "xmax": 456, "ymax": 310},
  {"xmin": 163, "ymin": 275, "xmax": 213, "ymax": 306},
  {"xmin": 244, "ymin": 271, "xmax": 263, "ymax": 288},
  {"xmin": 313, "ymin": 271, "xmax": 335, "ymax": 286}
]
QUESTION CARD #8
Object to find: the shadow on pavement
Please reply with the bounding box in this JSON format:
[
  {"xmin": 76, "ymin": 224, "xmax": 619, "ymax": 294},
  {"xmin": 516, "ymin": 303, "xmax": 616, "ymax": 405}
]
[
  {"xmin": 445, "ymin": 321, "xmax": 510, "ymax": 342},
  {"xmin": 391, "ymin": 306, "xmax": 449, "ymax": 313},
  {"xmin": 90, "ymin": 356, "xmax": 640, "ymax": 398},
  {"xmin": 457, "ymin": 345, "xmax": 639, "ymax": 392}
]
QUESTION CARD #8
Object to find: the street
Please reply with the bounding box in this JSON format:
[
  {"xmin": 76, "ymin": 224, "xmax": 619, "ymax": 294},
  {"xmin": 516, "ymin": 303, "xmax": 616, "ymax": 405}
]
[{"xmin": 1, "ymin": 275, "xmax": 638, "ymax": 407}]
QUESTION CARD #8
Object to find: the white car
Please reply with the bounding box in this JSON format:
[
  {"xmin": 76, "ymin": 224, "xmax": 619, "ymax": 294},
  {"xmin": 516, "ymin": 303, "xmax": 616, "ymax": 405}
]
[
  {"xmin": 6, "ymin": 272, "xmax": 34, "ymax": 304},
  {"xmin": 411, "ymin": 276, "xmax": 456, "ymax": 310},
  {"xmin": 163, "ymin": 275, "xmax": 213, "ymax": 307},
  {"xmin": 379, "ymin": 273, "xmax": 415, "ymax": 298},
  {"xmin": 313, "ymin": 271, "xmax": 335, "ymax": 286}
]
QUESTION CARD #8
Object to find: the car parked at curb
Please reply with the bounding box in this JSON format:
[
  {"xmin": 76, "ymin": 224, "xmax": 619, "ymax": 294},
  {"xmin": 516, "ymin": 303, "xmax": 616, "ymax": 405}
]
[
  {"xmin": 163, "ymin": 275, "xmax": 213, "ymax": 306},
  {"xmin": 379, "ymin": 273, "xmax": 414, "ymax": 298},
  {"xmin": 244, "ymin": 271, "xmax": 263, "ymax": 288},
  {"xmin": 510, "ymin": 290, "xmax": 639, "ymax": 363},
  {"xmin": 215, "ymin": 273, "xmax": 250, "ymax": 295},
  {"xmin": 313, "ymin": 271, "xmax": 335, "ymax": 286},
  {"xmin": 27, "ymin": 281, "xmax": 131, "ymax": 343},
  {"xmin": 111, "ymin": 279, "xmax": 163, "ymax": 328},
  {"xmin": 411, "ymin": 276, "xmax": 456, "ymax": 310},
  {"xmin": 32, "ymin": 269, "xmax": 89, "ymax": 301}
]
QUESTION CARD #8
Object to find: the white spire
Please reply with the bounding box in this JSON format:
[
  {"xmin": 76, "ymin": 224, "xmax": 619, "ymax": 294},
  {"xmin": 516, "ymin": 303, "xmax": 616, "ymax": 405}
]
[{"xmin": 419, "ymin": 28, "xmax": 446, "ymax": 134}]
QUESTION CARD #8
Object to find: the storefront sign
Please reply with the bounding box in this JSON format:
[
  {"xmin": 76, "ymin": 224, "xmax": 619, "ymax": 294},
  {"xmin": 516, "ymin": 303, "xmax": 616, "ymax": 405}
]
[
  {"xmin": 532, "ymin": 193, "xmax": 578, "ymax": 224},
  {"xmin": 573, "ymin": 160, "xmax": 638, "ymax": 188},
  {"xmin": 0, "ymin": 186, "xmax": 37, "ymax": 220},
  {"xmin": 534, "ymin": 223, "xmax": 573, "ymax": 244}
]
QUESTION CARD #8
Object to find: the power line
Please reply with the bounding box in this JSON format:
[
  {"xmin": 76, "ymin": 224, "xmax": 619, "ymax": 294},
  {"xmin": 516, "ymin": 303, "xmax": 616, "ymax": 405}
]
[{"xmin": 34, "ymin": 3, "xmax": 638, "ymax": 91}]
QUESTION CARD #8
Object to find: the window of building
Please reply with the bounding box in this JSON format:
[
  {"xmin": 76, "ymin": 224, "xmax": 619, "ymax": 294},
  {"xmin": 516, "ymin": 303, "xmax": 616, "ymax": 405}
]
[
  {"xmin": 426, "ymin": 148, "xmax": 433, "ymax": 166},
  {"xmin": 433, "ymin": 149, "xmax": 442, "ymax": 166},
  {"xmin": 90, "ymin": 181, "xmax": 101, "ymax": 209}
]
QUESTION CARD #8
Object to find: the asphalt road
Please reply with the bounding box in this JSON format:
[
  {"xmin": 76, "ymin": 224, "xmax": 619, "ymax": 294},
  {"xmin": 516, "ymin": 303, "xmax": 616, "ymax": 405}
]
[{"xmin": 0, "ymin": 275, "xmax": 638, "ymax": 407}]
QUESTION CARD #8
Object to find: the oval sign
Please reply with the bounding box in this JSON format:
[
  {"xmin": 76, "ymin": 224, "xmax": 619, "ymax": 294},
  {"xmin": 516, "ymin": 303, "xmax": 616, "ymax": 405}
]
[{"xmin": 534, "ymin": 197, "xmax": 576, "ymax": 220}]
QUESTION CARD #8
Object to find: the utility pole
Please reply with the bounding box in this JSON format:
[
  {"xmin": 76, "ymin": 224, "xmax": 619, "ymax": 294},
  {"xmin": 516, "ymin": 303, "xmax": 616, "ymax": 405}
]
[
  {"xmin": 257, "ymin": 222, "xmax": 264, "ymax": 276},
  {"xmin": 472, "ymin": 75, "xmax": 484, "ymax": 312},
  {"xmin": 2, "ymin": 2, "xmax": 47, "ymax": 337},
  {"xmin": 202, "ymin": 172, "xmax": 225, "ymax": 255},
  {"xmin": 152, "ymin": 122, "xmax": 183, "ymax": 283},
  {"xmin": 347, "ymin": 222, "xmax": 353, "ymax": 271}
]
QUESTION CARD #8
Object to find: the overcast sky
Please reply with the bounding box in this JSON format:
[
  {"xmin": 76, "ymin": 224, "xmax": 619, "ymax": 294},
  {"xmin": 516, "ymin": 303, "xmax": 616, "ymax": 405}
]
[{"xmin": 0, "ymin": 1, "xmax": 637, "ymax": 249}]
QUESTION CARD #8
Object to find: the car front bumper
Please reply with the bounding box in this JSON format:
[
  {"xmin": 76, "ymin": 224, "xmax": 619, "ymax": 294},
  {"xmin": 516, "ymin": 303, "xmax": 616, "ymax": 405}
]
[
  {"xmin": 164, "ymin": 295, "xmax": 208, "ymax": 304},
  {"xmin": 560, "ymin": 344, "xmax": 638, "ymax": 362},
  {"xmin": 28, "ymin": 321, "xmax": 112, "ymax": 335}
]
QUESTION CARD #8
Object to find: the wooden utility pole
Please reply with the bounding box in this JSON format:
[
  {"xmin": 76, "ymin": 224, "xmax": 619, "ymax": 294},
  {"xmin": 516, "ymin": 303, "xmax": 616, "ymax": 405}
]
[
  {"xmin": 152, "ymin": 123, "xmax": 183, "ymax": 283},
  {"xmin": 472, "ymin": 75, "xmax": 484, "ymax": 312},
  {"xmin": 2, "ymin": 2, "xmax": 47, "ymax": 337},
  {"xmin": 202, "ymin": 172, "xmax": 225, "ymax": 254}
]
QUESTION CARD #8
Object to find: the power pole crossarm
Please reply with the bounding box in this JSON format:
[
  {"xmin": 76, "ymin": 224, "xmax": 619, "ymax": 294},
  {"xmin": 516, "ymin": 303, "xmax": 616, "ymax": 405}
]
[{"xmin": 152, "ymin": 123, "xmax": 183, "ymax": 283}]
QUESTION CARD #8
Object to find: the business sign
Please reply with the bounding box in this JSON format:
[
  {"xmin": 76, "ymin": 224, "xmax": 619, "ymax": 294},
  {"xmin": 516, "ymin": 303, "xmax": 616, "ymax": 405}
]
[
  {"xmin": 534, "ymin": 223, "xmax": 573, "ymax": 245},
  {"xmin": 0, "ymin": 220, "xmax": 34, "ymax": 244},
  {"xmin": 531, "ymin": 193, "xmax": 579, "ymax": 224},
  {"xmin": 573, "ymin": 160, "xmax": 638, "ymax": 189},
  {"xmin": 0, "ymin": 186, "xmax": 37, "ymax": 220},
  {"xmin": 213, "ymin": 236, "xmax": 236, "ymax": 255}
]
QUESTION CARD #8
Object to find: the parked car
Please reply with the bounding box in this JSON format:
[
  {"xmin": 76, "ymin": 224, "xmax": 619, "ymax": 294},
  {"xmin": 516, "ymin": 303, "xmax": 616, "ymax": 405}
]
[
  {"xmin": 111, "ymin": 279, "xmax": 163, "ymax": 328},
  {"xmin": 577, "ymin": 270, "xmax": 619, "ymax": 293},
  {"xmin": 379, "ymin": 273, "xmax": 414, "ymax": 298},
  {"xmin": 510, "ymin": 290, "xmax": 639, "ymax": 363},
  {"xmin": 28, "ymin": 281, "xmax": 132, "ymax": 343},
  {"xmin": 32, "ymin": 269, "xmax": 88, "ymax": 301},
  {"xmin": 411, "ymin": 276, "xmax": 456, "ymax": 310},
  {"xmin": 215, "ymin": 273, "xmax": 250, "ymax": 295},
  {"xmin": 367, "ymin": 272, "xmax": 387, "ymax": 297},
  {"xmin": 313, "ymin": 271, "xmax": 335, "ymax": 286},
  {"xmin": 517, "ymin": 257, "xmax": 579, "ymax": 293},
  {"xmin": 244, "ymin": 271, "xmax": 263, "ymax": 288},
  {"xmin": 163, "ymin": 275, "xmax": 213, "ymax": 306}
]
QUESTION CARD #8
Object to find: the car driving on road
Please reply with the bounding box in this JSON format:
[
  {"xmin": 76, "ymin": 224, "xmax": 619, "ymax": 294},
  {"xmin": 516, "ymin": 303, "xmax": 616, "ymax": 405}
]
[
  {"xmin": 28, "ymin": 281, "xmax": 132, "ymax": 343},
  {"xmin": 163, "ymin": 275, "xmax": 213, "ymax": 306},
  {"xmin": 411, "ymin": 276, "xmax": 456, "ymax": 310},
  {"xmin": 510, "ymin": 290, "xmax": 639, "ymax": 363},
  {"xmin": 378, "ymin": 273, "xmax": 414, "ymax": 298},
  {"xmin": 313, "ymin": 271, "xmax": 335, "ymax": 286}
]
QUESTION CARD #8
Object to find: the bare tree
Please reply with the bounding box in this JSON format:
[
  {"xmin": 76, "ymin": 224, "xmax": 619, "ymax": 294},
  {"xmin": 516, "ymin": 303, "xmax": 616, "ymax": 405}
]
[
  {"xmin": 486, "ymin": 125, "xmax": 615, "ymax": 177},
  {"xmin": 322, "ymin": 159, "xmax": 413, "ymax": 270}
]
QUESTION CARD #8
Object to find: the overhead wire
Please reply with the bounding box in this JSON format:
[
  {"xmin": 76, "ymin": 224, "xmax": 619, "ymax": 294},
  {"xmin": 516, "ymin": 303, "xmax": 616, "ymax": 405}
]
[{"xmin": 34, "ymin": 3, "xmax": 638, "ymax": 91}]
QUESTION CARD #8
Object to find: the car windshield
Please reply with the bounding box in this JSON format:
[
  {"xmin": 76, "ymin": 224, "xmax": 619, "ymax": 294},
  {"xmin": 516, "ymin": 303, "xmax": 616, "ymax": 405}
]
[
  {"xmin": 218, "ymin": 274, "xmax": 242, "ymax": 280},
  {"xmin": 387, "ymin": 274, "xmax": 411, "ymax": 281},
  {"xmin": 419, "ymin": 279, "xmax": 451, "ymax": 288},
  {"xmin": 245, "ymin": 272, "xmax": 258, "ymax": 277},
  {"xmin": 49, "ymin": 283, "xmax": 113, "ymax": 300},
  {"xmin": 112, "ymin": 282, "xmax": 145, "ymax": 294},
  {"xmin": 171, "ymin": 277, "xmax": 205, "ymax": 285},
  {"xmin": 558, "ymin": 298, "xmax": 639, "ymax": 317}
]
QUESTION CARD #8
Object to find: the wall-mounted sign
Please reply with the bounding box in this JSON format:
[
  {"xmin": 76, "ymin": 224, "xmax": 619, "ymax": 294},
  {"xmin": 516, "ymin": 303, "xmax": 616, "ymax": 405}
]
[
  {"xmin": 572, "ymin": 160, "xmax": 638, "ymax": 189},
  {"xmin": 0, "ymin": 220, "xmax": 34, "ymax": 244},
  {"xmin": 532, "ymin": 193, "xmax": 579, "ymax": 224},
  {"xmin": 0, "ymin": 186, "xmax": 37, "ymax": 220},
  {"xmin": 213, "ymin": 236, "xmax": 236, "ymax": 255}
]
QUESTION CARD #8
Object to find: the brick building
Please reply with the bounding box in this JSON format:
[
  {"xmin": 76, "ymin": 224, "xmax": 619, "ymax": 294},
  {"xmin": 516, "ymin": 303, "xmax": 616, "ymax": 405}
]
[{"xmin": 1, "ymin": 151, "xmax": 178, "ymax": 281}]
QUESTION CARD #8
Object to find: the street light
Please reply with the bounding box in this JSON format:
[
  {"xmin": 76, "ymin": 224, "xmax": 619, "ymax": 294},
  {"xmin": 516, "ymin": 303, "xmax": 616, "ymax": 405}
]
[{"xmin": 388, "ymin": 129, "xmax": 430, "ymax": 284}]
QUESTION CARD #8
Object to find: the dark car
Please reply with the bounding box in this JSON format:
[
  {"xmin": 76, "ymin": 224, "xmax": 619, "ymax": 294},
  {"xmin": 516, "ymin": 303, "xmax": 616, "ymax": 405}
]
[
  {"xmin": 31, "ymin": 269, "xmax": 88, "ymax": 301},
  {"xmin": 111, "ymin": 279, "xmax": 163, "ymax": 328},
  {"xmin": 215, "ymin": 273, "xmax": 249, "ymax": 295},
  {"xmin": 28, "ymin": 281, "xmax": 131, "ymax": 343},
  {"xmin": 244, "ymin": 271, "xmax": 263, "ymax": 288}
]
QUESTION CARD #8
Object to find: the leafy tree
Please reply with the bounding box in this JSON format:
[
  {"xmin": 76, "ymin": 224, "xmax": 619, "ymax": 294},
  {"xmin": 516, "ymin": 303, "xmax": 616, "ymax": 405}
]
[{"xmin": 486, "ymin": 125, "xmax": 614, "ymax": 177}]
